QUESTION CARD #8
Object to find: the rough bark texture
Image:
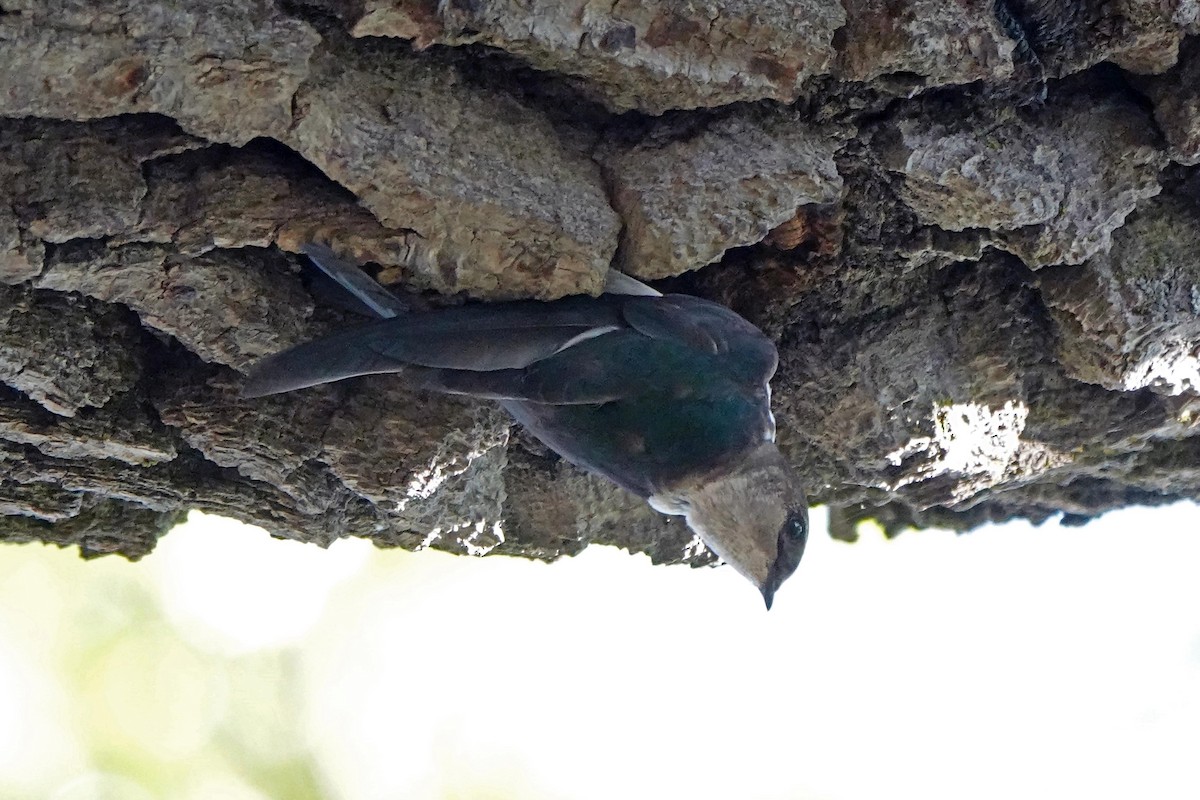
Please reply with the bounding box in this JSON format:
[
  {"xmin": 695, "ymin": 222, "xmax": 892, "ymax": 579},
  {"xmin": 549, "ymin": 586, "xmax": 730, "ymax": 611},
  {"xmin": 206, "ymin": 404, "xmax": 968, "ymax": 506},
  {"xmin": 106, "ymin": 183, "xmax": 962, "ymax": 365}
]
[{"xmin": 2, "ymin": 0, "xmax": 1199, "ymax": 565}]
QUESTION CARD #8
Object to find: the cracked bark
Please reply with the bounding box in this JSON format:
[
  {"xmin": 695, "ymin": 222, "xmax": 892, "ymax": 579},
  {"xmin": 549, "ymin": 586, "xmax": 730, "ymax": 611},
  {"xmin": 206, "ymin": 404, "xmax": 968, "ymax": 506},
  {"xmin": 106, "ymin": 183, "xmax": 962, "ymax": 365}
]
[{"xmin": 2, "ymin": 0, "xmax": 1199, "ymax": 565}]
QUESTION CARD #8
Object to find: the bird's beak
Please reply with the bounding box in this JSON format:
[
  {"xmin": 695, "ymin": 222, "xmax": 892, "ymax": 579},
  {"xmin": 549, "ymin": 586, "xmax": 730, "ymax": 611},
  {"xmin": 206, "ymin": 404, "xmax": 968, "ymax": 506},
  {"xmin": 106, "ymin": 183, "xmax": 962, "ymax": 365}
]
[
  {"xmin": 760, "ymin": 583, "xmax": 776, "ymax": 611},
  {"xmin": 760, "ymin": 553, "xmax": 791, "ymax": 611}
]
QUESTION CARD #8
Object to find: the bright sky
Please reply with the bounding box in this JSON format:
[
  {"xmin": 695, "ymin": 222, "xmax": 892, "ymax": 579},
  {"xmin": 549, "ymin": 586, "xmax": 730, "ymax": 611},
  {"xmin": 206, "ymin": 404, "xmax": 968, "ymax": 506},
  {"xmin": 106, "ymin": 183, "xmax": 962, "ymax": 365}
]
[{"xmin": 2, "ymin": 504, "xmax": 1199, "ymax": 800}]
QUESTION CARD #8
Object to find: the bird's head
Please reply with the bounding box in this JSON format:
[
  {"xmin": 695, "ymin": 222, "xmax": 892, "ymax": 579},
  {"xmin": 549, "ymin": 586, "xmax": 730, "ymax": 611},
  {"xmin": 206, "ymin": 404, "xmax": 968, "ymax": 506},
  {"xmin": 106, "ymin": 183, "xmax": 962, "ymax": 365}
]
[{"xmin": 666, "ymin": 443, "xmax": 809, "ymax": 609}]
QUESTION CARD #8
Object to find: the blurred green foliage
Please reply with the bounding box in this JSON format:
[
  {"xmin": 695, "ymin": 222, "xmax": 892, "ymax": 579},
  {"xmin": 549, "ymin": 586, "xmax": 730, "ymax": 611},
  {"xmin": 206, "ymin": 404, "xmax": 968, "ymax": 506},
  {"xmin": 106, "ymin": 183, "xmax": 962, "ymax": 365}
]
[{"xmin": 0, "ymin": 519, "xmax": 328, "ymax": 800}]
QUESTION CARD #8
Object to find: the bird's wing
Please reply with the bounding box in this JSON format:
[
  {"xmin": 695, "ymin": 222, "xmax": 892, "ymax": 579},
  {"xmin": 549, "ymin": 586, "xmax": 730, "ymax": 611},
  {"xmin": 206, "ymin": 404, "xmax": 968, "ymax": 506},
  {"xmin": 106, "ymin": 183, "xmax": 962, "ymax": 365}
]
[
  {"xmin": 244, "ymin": 265, "xmax": 775, "ymax": 403},
  {"xmin": 621, "ymin": 294, "xmax": 778, "ymax": 385},
  {"xmin": 406, "ymin": 359, "xmax": 632, "ymax": 405},
  {"xmin": 602, "ymin": 270, "xmax": 662, "ymax": 297},
  {"xmin": 423, "ymin": 294, "xmax": 782, "ymax": 406},
  {"xmin": 242, "ymin": 297, "xmax": 626, "ymax": 399},
  {"xmin": 300, "ymin": 244, "xmax": 408, "ymax": 319}
]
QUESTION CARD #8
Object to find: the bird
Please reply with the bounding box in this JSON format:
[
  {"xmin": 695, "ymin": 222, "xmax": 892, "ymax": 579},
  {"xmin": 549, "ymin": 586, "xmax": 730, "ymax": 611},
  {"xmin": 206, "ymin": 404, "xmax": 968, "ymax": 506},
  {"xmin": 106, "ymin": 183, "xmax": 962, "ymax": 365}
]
[{"xmin": 243, "ymin": 245, "xmax": 809, "ymax": 608}]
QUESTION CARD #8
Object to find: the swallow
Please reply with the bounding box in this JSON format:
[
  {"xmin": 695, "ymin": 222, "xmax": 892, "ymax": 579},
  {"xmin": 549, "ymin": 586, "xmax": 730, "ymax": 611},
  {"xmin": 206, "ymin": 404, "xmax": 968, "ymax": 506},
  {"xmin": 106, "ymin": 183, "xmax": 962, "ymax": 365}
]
[{"xmin": 244, "ymin": 245, "xmax": 808, "ymax": 607}]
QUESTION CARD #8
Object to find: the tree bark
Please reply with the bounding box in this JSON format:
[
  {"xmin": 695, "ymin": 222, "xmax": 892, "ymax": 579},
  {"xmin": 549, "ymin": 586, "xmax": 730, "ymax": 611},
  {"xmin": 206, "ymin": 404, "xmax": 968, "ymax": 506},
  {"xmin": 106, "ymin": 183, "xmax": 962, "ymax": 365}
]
[{"xmin": 1, "ymin": 0, "xmax": 1198, "ymax": 563}]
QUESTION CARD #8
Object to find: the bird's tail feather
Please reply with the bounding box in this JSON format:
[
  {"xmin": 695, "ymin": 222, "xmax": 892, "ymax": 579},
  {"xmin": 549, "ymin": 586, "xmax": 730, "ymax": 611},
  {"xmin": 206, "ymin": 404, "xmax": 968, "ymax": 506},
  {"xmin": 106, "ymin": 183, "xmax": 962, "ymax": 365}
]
[{"xmin": 241, "ymin": 328, "xmax": 406, "ymax": 398}]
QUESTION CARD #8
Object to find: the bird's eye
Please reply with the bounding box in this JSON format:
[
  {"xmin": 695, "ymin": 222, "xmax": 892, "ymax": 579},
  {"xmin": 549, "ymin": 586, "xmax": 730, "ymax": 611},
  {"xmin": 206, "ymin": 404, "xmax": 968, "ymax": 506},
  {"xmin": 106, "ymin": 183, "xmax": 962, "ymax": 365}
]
[{"xmin": 786, "ymin": 515, "xmax": 807, "ymax": 542}]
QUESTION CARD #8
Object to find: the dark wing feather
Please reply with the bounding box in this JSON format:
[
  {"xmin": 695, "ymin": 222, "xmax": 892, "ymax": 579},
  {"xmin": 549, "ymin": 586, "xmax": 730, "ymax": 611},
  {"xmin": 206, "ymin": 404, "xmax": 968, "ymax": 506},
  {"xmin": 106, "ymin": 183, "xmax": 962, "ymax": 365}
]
[
  {"xmin": 358, "ymin": 299, "xmax": 623, "ymax": 371},
  {"xmin": 412, "ymin": 328, "xmax": 650, "ymax": 404},
  {"xmin": 242, "ymin": 297, "xmax": 625, "ymax": 399},
  {"xmin": 412, "ymin": 365, "xmax": 627, "ymax": 405},
  {"xmin": 621, "ymin": 294, "xmax": 778, "ymax": 385},
  {"xmin": 300, "ymin": 244, "xmax": 408, "ymax": 319},
  {"xmin": 244, "ymin": 271, "xmax": 776, "ymax": 404}
]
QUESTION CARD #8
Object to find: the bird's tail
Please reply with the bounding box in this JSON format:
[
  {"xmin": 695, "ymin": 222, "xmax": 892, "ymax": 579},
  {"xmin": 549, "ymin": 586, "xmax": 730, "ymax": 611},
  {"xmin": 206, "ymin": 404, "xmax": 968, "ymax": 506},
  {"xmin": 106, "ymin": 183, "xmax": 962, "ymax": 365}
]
[{"xmin": 241, "ymin": 326, "xmax": 406, "ymax": 398}]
